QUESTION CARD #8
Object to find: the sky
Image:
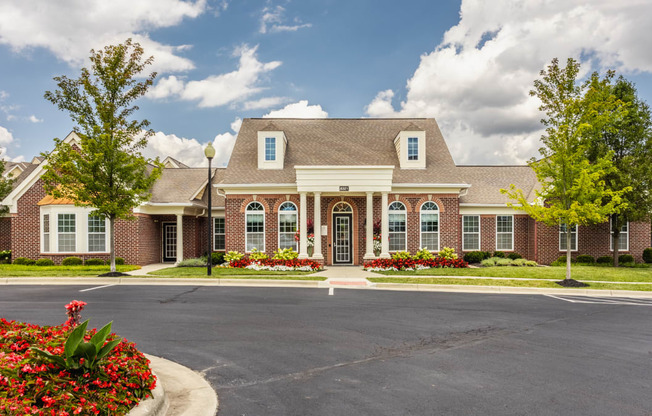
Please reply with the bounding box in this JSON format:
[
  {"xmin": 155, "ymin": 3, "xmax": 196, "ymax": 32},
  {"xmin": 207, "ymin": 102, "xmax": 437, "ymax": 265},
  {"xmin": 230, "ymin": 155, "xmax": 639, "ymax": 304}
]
[{"xmin": 1, "ymin": 0, "xmax": 652, "ymax": 168}]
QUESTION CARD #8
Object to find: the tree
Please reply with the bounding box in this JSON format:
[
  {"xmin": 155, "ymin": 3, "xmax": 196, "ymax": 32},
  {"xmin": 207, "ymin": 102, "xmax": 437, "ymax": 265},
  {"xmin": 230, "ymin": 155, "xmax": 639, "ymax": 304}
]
[
  {"xmin": 502, "ymin": 58, "xmax": 628, "ymax": 283},
  {"xmin": 0, "ymin": 156, "xmax": 13, "ymax": 214},
  {"xmin": 585, "ymin": 76, "xmax": 652, "ymax": 266},
  {"xmin": 42, "ymin": 39, "xmax": 162, "ymax": 272}
]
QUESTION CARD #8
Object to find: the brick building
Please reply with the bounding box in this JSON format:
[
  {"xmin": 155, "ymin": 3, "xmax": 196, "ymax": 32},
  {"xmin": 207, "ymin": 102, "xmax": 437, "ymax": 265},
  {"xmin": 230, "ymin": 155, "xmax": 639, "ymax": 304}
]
[{"xmin": 1, "ymin": 119, "xmax": 650, "ymax": 265}]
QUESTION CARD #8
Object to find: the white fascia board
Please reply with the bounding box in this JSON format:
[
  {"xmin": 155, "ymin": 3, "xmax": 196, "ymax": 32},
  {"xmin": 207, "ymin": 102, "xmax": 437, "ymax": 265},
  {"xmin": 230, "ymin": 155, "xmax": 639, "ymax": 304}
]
[
  {"xmin": 4, "ymin": 165, "xmax": 23, "ymax": 178},
  {"xmin": 393, "ymin": 183, "xmax": 471, "ymax": 188},
  {"xmin": 459, "ymin": 204, "xmax": 525, "ymax": 215},
  {"xmin": 216, "ymin": 183, "xmax": 298, "ymax": 195},
  {"xmin": 295, "ymin": 165, "xmax": 394, "ymax": 193},
  {"xmin": 190, "ymin": 179, "xmax": 209, "ymax": 201},
  {"xmin": 2, "ymin": 161, "xmax": 48, "ymax": 214},
  {"xmin": 294, "ymin": 165, "xmax": 395, "ymax": 170}
]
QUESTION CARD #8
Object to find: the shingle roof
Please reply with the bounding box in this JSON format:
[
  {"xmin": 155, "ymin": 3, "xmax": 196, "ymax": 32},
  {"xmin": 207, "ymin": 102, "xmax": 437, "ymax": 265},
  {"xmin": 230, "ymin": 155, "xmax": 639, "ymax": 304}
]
[
  {"xmin": 458, "ymin": 165, "xmax": 539, "ymax": 204},
  {"xmin": 4, "ymin": 162, "xmax": 39, "ymax": 191},
  {"xmin": 149, "ymin": 167, "xmax": 225, "ymax": 207},
  {"xmin": 222, "ymin": 118, "xmax": 463, "ymax": 184}
]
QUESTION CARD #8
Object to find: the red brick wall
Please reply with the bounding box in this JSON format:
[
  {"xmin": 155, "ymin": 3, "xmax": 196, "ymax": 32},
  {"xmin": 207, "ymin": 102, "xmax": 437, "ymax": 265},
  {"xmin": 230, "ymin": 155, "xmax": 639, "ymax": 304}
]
[
  {"xmin": 12, "ymin": 178, "xmax": 45, "ymax": 260},
  {"xmin": 0, "ymin": 216, "xmax": 11, "ymax": 251}
]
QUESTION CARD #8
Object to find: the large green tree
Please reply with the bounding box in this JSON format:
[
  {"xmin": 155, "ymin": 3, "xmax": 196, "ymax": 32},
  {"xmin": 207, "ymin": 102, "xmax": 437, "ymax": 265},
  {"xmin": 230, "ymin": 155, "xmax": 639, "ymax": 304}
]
[
  {"xmin": 0, "ymin": 157, "xmax": 13, "ymax": 214},
  {"xmin": 585, "ymin": 75, "xmax": 652, "ymax": 266},
  {"xmin": 502, "ymin": 58, "xmax": 628, "ymax": 283},
  {"xmin": 42, "ymin": 39, "xmax": 162, "ymax": 272}
]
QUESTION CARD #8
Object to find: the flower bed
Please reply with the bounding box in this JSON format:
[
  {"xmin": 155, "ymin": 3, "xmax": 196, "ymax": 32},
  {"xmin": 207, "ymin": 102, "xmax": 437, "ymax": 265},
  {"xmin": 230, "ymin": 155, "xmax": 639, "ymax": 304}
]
[
  {"xmin": 364, "ymin": 257, "xmax": 468, "ymax": 271},
  {"xmin": 0, "ymin": 315, "xmax": 155, "ymax": 414},
  {"xmin": 230, "ymin": 258, "xmax": 322, "ymax": 271}
]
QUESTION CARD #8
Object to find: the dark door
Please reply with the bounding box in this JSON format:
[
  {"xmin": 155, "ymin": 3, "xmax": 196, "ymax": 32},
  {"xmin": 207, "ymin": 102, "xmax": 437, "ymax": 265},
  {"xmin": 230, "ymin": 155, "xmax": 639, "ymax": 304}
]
[
  {"xmin": 333, "ymin": 214, "xmax": 353, "ymax": 264},
  {"xmin": 162, "ymin": 223, "xmax": 177, "ymax": 262}
]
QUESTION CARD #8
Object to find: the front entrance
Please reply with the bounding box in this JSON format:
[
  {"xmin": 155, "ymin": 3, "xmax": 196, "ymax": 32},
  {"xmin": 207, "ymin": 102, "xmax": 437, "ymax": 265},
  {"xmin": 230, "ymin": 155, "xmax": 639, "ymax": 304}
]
[
  {"xmin": 162, "ymin": 223, "xmax": 177, "ymax": 262},
  {"xmin": 332, "ymin": 213, "xmax": 353, "ymax": 264}
]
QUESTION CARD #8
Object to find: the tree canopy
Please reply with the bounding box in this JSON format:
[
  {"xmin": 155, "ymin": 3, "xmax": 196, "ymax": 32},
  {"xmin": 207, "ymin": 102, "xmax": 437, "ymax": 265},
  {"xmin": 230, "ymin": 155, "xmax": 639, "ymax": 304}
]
[
  {"xmin": 502, "ymin": 57, "xmax": 628, "ymax": 282},
  {"xmin": 42, "ymin": 39, "xmax": 162, "ymax": 272},
  {"xmin": 0, "ymin": 157, "xmax": 13, "ymax": 214}
]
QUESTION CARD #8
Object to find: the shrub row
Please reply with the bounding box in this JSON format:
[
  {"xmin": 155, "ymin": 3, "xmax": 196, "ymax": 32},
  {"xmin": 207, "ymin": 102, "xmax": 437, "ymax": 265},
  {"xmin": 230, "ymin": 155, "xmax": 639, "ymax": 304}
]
[
  {"xmin": 555, "ymin": 254, "xmax": 636, "ymax": 265},
  {"xmin": 481, "ymin": 257, "xmax": 537, "ymax": 267},
  {"xmin": 464, "ymin": 251, "xmax": 523, "ymax": 263},
  {"xmin": 364, "ymin": 257, "xmax": 468, "ymax": 271},
  {"xmin": 12, "ymin": 257, "xmax": 125, "ymax": 266}
]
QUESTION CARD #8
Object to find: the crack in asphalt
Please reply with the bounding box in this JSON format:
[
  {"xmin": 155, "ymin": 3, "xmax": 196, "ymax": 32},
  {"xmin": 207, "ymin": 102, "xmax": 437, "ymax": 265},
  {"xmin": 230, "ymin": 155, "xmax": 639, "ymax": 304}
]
[{"xmin": 159, "ymin": 287, "xmax": 201, "ymax": 304}]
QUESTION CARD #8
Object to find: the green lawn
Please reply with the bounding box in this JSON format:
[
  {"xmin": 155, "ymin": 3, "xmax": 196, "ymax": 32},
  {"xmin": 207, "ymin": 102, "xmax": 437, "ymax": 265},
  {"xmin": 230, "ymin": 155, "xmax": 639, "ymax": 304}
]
[
  {"xmin": 371, "ymin": 265, "xmax": 652, "ymax": 282},
  {"xmin": 148, "ymin": 266, "xmax": 326, "ymax": 280},
  {"xmin": 368, "ymin": 277, "xmax": 652, "ymax": 291},
  {"xmin": 0, "ymin": 264, "xmax": 139, "ymax": 277}
]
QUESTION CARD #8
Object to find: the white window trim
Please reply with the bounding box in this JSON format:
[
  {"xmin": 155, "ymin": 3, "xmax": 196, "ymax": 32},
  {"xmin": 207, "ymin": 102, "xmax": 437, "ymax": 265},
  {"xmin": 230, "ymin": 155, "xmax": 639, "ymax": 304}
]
[
  {"xmin": 40, "ymin": 206, "xmax": 110, "ymax": 254},
  {"xmin": 462, "ymin": 215, "xmax": 480, "ymax": 251},
  {"xmin": 559, "ymin": 224, "xmax": 578, "ymax": 252},
  {"xmin": 42, "ymin": 214, "xmax": 50, "ymax": 253},
  {"xmin": 87, "ymin": 214, "xmax": 108, "ymax": 253},
  {"xmin": 213, "ymin": 217, "xmax": 226, "ymax": 251},
  {"xmin": 419, "ymin": 201, "xmax": 440, "ymax": 252},
  {"xmin": 277, "ymin": 202, "xmax": 298, "ymax": 251},
  {"xmin": 609, "ymin": 219, "xmax": 629, "ymax": 252},
  {"xmin": 265, "ymin": 137, "xmax": 276, "ymax": 161},
  {"xmin": 245, "ymin": 202, "xmax": 265, "ymax": 253},
  {"xmin": 495, "ymin": 215, "xmax": 514, "ymax": 251},
  {"xmin": 407, "ymin": 137, "xmax": 419, "ymax": 161},
  {"xmin": 388, "ymin": 201, "xmax": 407, "ymax": 252},
  {"xmin": 56, "ymin": 213, "xmax": 77, "ymax": 253}
]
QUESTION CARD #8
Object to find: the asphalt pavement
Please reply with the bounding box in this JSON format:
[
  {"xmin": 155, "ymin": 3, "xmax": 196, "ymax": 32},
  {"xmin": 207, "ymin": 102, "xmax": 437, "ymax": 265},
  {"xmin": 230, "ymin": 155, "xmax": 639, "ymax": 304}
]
[{"xmin": 2, "ymin": 285, "xmax": 652, "ymax": 416}]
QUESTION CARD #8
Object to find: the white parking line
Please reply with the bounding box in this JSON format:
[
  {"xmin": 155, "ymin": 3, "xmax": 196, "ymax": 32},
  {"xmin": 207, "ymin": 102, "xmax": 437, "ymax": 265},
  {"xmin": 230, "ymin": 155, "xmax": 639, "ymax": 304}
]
[
  {"xmin": 544, "ymin": 294, "xmax": 652, "ymax": 306},
  {"xmin": 329, "ymin": 287, "xmax": 334, "ymax": 296},
  {"xmin": 79, "ymin": 284, "xmax": 116, "ymax": 292}
]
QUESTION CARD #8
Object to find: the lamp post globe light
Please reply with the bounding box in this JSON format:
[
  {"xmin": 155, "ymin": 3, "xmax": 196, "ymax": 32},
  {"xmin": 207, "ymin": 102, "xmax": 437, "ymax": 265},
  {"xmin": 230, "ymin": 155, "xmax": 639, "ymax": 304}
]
[{"xmin": 204, "ymin": 142, "xmax": 216, "ymax": 276}]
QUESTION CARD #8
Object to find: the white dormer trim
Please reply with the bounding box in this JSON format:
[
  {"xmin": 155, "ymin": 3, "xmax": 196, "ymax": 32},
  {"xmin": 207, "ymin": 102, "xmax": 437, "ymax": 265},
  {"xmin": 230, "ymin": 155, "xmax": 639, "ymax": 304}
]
[
  {"xmin": 394, "ymin": 130, "xmax": 426, "ymax": 169},
  {"xmin": 4, "ymin": 164, "xmax": 23, "ymax": 178},
  {"xmin": 257, "ymin": 130, "xmax": 287, "ymax": 170}
]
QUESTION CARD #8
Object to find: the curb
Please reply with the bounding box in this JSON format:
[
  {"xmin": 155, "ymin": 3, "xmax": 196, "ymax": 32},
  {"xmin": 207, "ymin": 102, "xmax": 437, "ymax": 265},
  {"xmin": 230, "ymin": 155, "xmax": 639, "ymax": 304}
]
[{"xmin": 127, "ymin": 366, "xmax": 169, "ymax": 416}]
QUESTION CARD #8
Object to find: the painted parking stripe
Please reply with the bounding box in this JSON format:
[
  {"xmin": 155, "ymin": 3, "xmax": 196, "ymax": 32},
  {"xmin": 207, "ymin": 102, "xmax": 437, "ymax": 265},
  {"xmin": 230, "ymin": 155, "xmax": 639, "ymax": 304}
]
[
  {"xmin": 79, "ymin": 284, "xmax": 116, "ymax": 292},
  {"xmin": 544, "ymin": 294, "xmax": 652, "ymax": 306}
]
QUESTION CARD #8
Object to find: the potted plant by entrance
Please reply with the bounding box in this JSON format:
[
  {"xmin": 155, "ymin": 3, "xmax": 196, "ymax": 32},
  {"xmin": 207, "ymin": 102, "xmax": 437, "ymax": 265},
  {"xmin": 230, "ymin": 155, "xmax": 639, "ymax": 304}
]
[
  {"xmin": 373, "ymin": 219, "xmax": 381, "ymax": 257},
  {"xmin": 295, "ymin": 219, "xmax": 316, "ymax": 257}
]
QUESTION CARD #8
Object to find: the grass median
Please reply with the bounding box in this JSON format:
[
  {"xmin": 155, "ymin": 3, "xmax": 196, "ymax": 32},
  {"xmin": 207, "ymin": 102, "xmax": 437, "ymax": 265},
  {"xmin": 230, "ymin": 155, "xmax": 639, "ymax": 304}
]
[
  {"xmin": 0, "ymin": 264, "xmax": 139, "ymax": 277},
  {"xmin": 148, "ymin": 266, "xmax": 326, "ymax": 280},
  {"xmin": 371, "ymin": 265, "xmax": 652, "ymax": 283}
]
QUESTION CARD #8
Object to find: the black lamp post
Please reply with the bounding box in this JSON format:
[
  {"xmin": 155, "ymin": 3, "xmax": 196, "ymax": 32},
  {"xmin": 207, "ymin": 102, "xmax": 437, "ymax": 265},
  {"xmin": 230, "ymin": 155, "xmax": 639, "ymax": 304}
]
[{"xmin": 205, "ymin": 142, "xmax": 216, "ymax": 276}]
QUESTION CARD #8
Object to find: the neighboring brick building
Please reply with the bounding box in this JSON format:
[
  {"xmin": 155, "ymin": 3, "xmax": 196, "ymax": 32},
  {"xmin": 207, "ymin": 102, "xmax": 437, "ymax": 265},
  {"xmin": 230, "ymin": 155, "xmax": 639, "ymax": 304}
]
[{"xmin": 1, "ymin": 120, "xmax": 650, "ymax": 265}]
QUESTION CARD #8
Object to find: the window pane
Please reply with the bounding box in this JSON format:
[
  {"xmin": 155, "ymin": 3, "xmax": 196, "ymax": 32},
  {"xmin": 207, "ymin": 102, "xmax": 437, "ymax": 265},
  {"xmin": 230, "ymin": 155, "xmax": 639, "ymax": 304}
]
[
  {"xmin": 496, "ymin": 233, "xmax": 512, "ymax": 250},
  {"xmin": 389, "ymin": 232, "xmax": 406, "ymax": 251},
  {"xmin": 265, "ymin": 137, "xmax": 276, "ymax": 161},
  {"xmin": 389, "ymin": 213, "xmax": 406, "ymax": 232},
  {"xmin": 214, "ymin": 234, "xmax": 225, "ymax": 251},
  {"xmin": 246, "ymin": 214, "xmax": 264, "ymax": 232},
  {"xmin": 58, "ymin": 214, "xmax": 75, "ymax": 232},
  {"xmin": 463, "ymin": 234, "xmax": 479, "ymax": 251},
  {"xmin": 279, "ymin": 213, "xmax": 296, "ymax": 233},
  {"xmin": 408, "ymin": 137, "xmax": 418, "ymax": 160},
  {"xmin": 88, "ymin": 234, "xmax": 106, "ymax": 252},
  {"xmin": 58, "ymin": 234, "xmax": 75, "ymax": 252},
  {"xmin": 214, "ymin": 218, "xmax": 225, "ymax": 234},
  {"xmin": 463, "ymin": 216, "xmax": 479, "ymax": 233},
  {"xmin": 279, "ymin": 234, "xmax": 297, "ymax": 251},
  {"xmin": 422, "ymin": 233, "xmax": 439, "ymax": 251},
  {"xmin": 421, "ymin": 213, "xmax": 438, "ymax": 232},
  {"xmin": 246, "ymin": 233, "xmax": 264, "ymax": 252},
  {"xmin": 496, "ymin": 216, "xmax": 512, "ymax": 233},
  {"xmin": 88, "ymin": 215, "xmax": 105, "ymax": 233},
  {"xmin": 43, "ymin": 214, "xmax": 50, "ymax": 233}
]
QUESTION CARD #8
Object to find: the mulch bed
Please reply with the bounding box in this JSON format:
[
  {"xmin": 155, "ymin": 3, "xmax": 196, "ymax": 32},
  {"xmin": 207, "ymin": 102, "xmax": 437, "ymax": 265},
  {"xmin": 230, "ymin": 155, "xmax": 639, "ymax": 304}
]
[
  {"xmin": 98, "ymin": 272, "xmax": 130, "ymax": 277},
  {"xmin": 555, "ymin": 278, "xmax": 590, "ymax": 287}
]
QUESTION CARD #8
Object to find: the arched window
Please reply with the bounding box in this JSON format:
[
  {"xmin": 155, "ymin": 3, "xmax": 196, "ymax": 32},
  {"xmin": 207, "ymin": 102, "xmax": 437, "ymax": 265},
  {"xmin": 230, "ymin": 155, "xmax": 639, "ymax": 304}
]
[
  {"xmin": 278, "ymin": 202, "xmax": 297, "ymax": 251},
  {"xmin": 388, "ymin": 201, "xmax": 407, "ymax": 252},
  {"xmin": 333, "ymin": 202, "xmax": 352, "ymax": 212},
  {"xmin": 420, "ymin": 201, "xmax": 439, "ymax": 252},
  {"xmin": 246, "ymin": 202, "xmax": 265, "ymax": 252}
]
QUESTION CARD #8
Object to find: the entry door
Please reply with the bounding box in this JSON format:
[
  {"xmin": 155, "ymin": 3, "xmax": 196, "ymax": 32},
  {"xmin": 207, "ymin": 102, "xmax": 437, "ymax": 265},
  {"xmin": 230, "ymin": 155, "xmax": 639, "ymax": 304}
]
[
  {"xmin": 162, "ymin": 223, "xmax": 177, "ymax": 262},
  {"xmin": 333, "ymin": 214, "xmax": 353, "ymax": 264}
]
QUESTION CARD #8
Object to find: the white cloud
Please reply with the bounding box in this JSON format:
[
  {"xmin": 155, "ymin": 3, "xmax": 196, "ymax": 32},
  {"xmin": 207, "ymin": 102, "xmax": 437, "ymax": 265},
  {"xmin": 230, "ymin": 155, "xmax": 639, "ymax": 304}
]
[
  {"xmin": 144, "ymin": 117, "xmax": 242, "ymax": 167},
  {"xmin": 259, "ymin": 5, "xmax": 312, "ymax": 34},
  {"xmin": 149, "ymin": 45, "xmax": 282, "ymax": 108},
  {"xmin": 0, "ymin": 0, "xmax": 207, "ymax": 73},
  {"xmin": 366, "ymin": 0, "xmax": 652, "ymax": 164},
  {"xmin": 28, "ymin": 115, "xmax": 42, "ymax": 123},
  {"xmin": 242, "ymin": 97, "xmax": 288, "ymax": 111},
  {"xmin": 263, "ymin": 100, "xmax": 328, "ymax": 118},
  {"xmin": 0, "ymin": 126, "xmax": 14, "ymax": 146}
]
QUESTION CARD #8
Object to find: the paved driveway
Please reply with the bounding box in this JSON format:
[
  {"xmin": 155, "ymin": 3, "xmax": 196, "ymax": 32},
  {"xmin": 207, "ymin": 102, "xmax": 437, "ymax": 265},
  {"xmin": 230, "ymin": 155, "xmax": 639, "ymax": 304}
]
[{"xmin": 1, "ymin": 285, "xmax": 651, "ymax": 416}]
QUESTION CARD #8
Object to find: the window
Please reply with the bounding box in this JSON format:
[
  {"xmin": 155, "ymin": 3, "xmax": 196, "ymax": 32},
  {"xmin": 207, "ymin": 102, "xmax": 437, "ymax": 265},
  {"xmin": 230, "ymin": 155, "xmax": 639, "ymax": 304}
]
[
  {"xmin": 213, "ymin": 218, "xmax": 225, "ymax": 251},
  {"xmin": 87, "ymin": 215, "xmax": 106, "ymax": 252},
  {"xmin": 43, "ymin": 214, "xmax": 50, "ymax": 252},
  {"xmin": 265, "ymin": 137, "xmax": 276, "ymax": 161},
  {"xmin": 420, "ymin": 201, "xmax": 439, "ymax": 251},
  {"xmin": 388, "ymin": 201, "xmax": 407, "ymax": 251},
  {"xmin": 407, "ymin": 137, "xmax": 419, "ymax": 160},
  {"xmin": 58, "ymin": 214, "xmax": 76, "ymax": 252},
  {"xmin": 278, "ymin": 202, "xmax": 298, "ymax": 251},
  {"xmin": 559, "ymin": 223, "xmax": 578, "ymax": 251},
  {"xmin": 610, "ymin": 219, "xmax": 628, "ymax": 251},
  {"xmin": 462, "ymin": 215, "xmax": 480, "ymax": 251},
  {"xmin": 246, "ymin": 202, "xmax": 265, "ymax": 252},
  {"xmin": 496, "ymin": 215, "xmax": 513, "ymax": 251}
]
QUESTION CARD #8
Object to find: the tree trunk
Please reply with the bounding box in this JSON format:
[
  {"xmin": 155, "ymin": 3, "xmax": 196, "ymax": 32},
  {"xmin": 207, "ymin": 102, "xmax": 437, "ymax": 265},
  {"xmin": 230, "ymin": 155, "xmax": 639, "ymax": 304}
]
[
  {"xmin": 613, "ymin": 230, "xmax": 620, "ymax": 268},
  {"xmin": 109, "ymin": 215, "xmax": 116, "ymax": 273},
  {"xmin": 566, "ymin": 229, "xmax": 572, "ymax": 281}
]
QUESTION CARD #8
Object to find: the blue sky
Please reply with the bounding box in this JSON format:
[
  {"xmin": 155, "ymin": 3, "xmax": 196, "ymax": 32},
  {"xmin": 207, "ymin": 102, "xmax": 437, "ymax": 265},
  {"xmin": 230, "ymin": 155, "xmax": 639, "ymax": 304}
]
[{"xmin": 1, "ymin": 0, "xmax": 651, "ymax": 167}]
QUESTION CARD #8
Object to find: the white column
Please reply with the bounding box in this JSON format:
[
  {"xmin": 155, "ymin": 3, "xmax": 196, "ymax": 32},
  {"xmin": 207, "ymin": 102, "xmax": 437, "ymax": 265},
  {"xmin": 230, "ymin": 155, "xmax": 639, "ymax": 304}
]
[
  {"xmin": 380, "ymin": 192, "xmax": 390, "ymax": 258},
  {"xmin": 312, "ymin": 192, "xmax": 323, "ymax": 259},
  {"xmin": 298, "ymin": 192, "xmax": 309, "ymax": 259},
  {"xmin": 176, "ymin": 214, "xmax": 184, "ymax": 264},
  {"xmin": 364, "ymin": 191, "xmax": 375, "ymax": 259}
]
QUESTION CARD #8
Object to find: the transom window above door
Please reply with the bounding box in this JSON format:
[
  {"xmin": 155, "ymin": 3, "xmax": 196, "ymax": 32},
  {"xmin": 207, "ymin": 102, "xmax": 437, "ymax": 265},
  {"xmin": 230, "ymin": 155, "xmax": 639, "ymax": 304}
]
[{"xmin": 333, "ymin": 202, "xmax": 352, "ymax": 212}]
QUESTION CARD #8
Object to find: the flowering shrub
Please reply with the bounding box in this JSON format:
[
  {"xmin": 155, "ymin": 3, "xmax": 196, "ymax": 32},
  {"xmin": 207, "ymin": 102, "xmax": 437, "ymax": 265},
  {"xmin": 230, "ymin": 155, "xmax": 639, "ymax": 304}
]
[
  {"xmin": 295, "ymin": 219, "xmax": 315, "ymax": 247},
  {"xmin": 438, "ymin": 247, "xmax": 458, "ymax": 260},
  {"xmin": 224, "ymin": 251, "xmax": 244, "ymax": 262},
  {"xmin": 0, "ymin": 318, "xmax": 156, "ymax": 415},
  {"xmin": 248, "ymin": 248, "xmax": 269, "ymax": 261},
  {"xmin": 413, "ymin": 248, "xmax": 434, "ymax": 260},
  {"xmin": 364, "ymin": 257, "xmax": 468, "ymax": 271},
  {"xmin": 391, "ymin": 251, "xmax": 412, "ymax": 260},
  {"xmin": 272, "ymin": 248, "xmax": 299, "ymax": 260},
  {"xmin": 229, "ymin": 258, "xmax": 322, "ymax": 271},
  {"xmin": 65, "ymin": 300, "xmax": 87, "ymax": 327}
]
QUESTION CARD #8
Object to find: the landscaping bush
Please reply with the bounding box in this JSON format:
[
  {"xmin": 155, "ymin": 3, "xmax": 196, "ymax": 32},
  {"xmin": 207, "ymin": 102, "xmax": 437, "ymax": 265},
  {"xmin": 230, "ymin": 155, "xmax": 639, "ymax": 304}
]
[
  {"xmin": 0, "ymin": 249, "xmax": 10, "ymax": 264},
  {"xmin": 507, "ymin": 252, "xmax": 523, "ymax": 260},
  {"xmin": 463, "ymin": 251, "xmax": 485, "ymax": 264},
  {"xmin": 513, "ymin": 258, "xmax": 538, "ymax": 267},
  {"xmin": 481, "ymin": 257, "xmax": 537, "ymax": 267},
  {"xmin": 643, "ymin": 247, "xmax": 652, "ymax": 264},
  {"xmin": 272, "ymin": 248, "xmax": 298, "ymax": 260},
  {"xmin": 177, "ymin": 257, "xmax": 206, "ymax": 267},
  {"xmin": 481, "ymin": 257, "xmax": 498, "ymax": 267},
  {"xmin": 225, "ymin": 251, "xmax": 244, "ymax": 262},
  {"xmin": 364, "ymin": 257, "xmax": 468, "ymax": 271},
  {"xmin": 597, "ymin": 255, "xmax": 613, "ymax": 264},
  {"xmin": 230, "ymin": 257, "xmax": 322, "ymax": 271},
  {"xmin": 249, "ymin": 248, "xmax": 268, "ymax": 261},
  {"xmin": 84, "ymin": 258, "xmax": 105, "ymax": 266},
  {"xmin": 492, "ymin": 251, "xmax": 505, "ymax": 258},
  {"xmin": 413, "ymin": 248, "xmax": 434, "ymax": 260},
  {"xmin": 496, "ymin": 258, "xmax": 512, "ymax": 266},
  {"xmin": 479, "ymin": 251, "xmax": 492, "ymax": 260},
  {"xmin": 576, "ymin": 254, "xmax": 595, "ymax": 264},
  {"xmin": 618, "ymin": 254, "xmax": 635, "ymax": 264},
  {"xmin": 438, "ymin": 247, "xmax": 458, "ymax": 260},
  {"xmin": 115, "ymin": 257, "xmax": 125, "ymax": 265},
  {"xmin": 62, "ymin": 256, "xmax": 83, "ymax": 266},
  {"xmin": 392, "ymin": 251, "xmax": 411, "ymax": 260},
  {"xmin": 13, "ymin": 257, "xmax": 36, "ymax": 265},
  {"xmin": 211, "ymin": 251, "xmax": 225, "ymax": 265},
  {"xmin": 35, "ymin": 258, "xmax": 55, "ymax": 266}
]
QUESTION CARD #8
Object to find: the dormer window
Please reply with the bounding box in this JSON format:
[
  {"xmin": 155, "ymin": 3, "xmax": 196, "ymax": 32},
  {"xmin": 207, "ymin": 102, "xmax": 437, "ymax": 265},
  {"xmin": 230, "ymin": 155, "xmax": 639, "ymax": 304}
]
[
  {"xmin": 407, "ymin": 137, "xmax": 419, "ymax": 160},
  {"xmin": 265, "ymin": 137, "xmax": 276, "ymax": 161}
]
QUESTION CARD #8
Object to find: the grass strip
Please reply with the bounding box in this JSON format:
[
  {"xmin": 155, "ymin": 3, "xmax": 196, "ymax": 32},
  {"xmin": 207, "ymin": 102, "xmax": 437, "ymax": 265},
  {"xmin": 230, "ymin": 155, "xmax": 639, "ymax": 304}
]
[
  {"xmin": 0, "ymin": 264, "xmax": 139, "ymax": 277},
  {"xmin": 148, "ymin": 266, "xmax": 324, "ymax": 280}
]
